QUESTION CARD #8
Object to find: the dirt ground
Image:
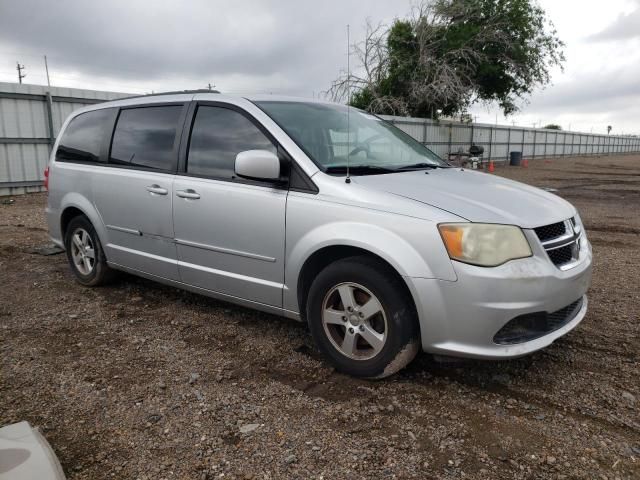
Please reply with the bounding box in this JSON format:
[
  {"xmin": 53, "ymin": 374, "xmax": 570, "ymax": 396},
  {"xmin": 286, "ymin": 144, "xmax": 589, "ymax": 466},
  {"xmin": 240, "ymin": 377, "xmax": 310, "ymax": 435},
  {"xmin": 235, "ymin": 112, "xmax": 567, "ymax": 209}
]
[{"xmin": 1, "ymin": 154, "xmax": 639, "ymax": 480}]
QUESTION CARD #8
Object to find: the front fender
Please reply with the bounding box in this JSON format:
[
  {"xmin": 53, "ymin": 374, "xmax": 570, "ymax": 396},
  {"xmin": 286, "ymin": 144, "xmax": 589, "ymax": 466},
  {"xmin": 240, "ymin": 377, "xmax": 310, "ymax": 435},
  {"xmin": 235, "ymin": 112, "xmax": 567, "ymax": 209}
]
[{"xmin": 283, "ymin": 219, "xmax": 456, "ymax": 313}]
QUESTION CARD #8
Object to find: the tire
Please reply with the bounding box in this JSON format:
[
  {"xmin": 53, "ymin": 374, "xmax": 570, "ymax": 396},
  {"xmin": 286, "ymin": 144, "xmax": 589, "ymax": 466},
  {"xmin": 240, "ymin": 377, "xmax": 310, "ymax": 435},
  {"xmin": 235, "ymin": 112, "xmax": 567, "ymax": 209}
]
[
  {"xmin": 306, "ymin": 256, "xmax": 420, "ymax": 379},
  {"xmin": 64, "ymin": 215, "xmax": 115, "ymax": 286}
]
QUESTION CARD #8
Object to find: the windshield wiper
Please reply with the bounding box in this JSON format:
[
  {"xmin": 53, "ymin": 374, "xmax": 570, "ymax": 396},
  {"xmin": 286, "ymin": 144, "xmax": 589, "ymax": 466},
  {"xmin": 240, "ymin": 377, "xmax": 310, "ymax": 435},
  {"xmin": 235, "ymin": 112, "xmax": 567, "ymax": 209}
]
[
  {"xmin": 325, "ymin": 165, "xmax": 397, "ymax": 175},
  {"xmin": 396, "ymin": 163, "xmax": 449, "ymax": 170}
]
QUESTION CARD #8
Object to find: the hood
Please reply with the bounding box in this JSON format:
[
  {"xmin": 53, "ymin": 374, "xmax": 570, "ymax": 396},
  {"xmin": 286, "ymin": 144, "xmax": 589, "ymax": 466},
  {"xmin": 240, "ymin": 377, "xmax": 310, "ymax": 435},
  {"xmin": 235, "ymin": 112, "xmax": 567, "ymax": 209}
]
[{"xmin": 352, "ymin": 168, "xmax": 575, "ymax": 228}]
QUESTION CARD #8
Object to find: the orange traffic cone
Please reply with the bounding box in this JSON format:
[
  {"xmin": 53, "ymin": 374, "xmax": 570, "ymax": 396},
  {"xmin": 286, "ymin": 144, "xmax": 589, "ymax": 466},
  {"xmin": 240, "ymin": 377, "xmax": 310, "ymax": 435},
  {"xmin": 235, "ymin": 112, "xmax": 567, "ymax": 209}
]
[
  {"xmin": 488, "ymin": 160, "xmax": 495, "ymax": 173},
  {"xmin": 522, "ymin": 158, "xmax": 529, "ymax": 168}
]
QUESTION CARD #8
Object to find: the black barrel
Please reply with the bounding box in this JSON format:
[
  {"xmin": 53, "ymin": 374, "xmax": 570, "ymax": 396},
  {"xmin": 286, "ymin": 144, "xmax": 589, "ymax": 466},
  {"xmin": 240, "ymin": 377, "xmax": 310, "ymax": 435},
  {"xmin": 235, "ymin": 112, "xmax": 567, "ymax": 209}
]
[
  {"xmin": 509, "ymin": 151, "xmax": 522, "ymax": 166},
  {"xmin": 469, "ymin": 145, "xmax": 484, "ymax": 156}
]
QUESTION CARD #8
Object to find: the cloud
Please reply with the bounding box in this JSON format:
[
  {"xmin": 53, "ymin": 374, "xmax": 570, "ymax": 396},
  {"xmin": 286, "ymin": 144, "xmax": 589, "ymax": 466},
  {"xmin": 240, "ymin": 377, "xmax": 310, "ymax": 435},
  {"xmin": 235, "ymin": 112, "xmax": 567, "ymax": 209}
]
[
  {"xmin": 526, "ymin": 65, "xmax": 640, "ymax": 113},
  {"xmin": 1, "ymin": 0, "xmax": 639, "ymax": 133},
  {"xmin": 0, "ymin": 0, "xmax": 411, "ymax": 95},
  {"xmin": 589, "ymin": 6, "xmax": 640, "ymax": 41}
]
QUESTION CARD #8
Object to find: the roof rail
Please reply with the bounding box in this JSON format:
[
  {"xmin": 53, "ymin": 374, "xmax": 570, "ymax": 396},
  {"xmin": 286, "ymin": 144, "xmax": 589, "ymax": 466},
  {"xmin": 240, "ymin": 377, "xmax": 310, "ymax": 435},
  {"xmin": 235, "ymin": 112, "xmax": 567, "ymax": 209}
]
[{"xmin": 119, "ymin": 89, "xmax": 220, "ymax": 101}]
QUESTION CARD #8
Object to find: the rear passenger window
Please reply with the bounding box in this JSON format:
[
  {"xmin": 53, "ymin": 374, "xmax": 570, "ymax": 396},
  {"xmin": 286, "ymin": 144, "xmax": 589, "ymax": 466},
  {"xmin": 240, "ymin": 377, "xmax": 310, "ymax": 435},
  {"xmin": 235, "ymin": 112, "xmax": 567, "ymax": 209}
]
[
  {"xmin": 110, "ymin": 105, "xmax": 182, "ymax": 171},
  {"xmin": 56, "ymin": 108, "xmax": 114, "ymax": 163},
  {"xmin": 187, "ymin": 106, "xmax": 276, "ymax": 179}
]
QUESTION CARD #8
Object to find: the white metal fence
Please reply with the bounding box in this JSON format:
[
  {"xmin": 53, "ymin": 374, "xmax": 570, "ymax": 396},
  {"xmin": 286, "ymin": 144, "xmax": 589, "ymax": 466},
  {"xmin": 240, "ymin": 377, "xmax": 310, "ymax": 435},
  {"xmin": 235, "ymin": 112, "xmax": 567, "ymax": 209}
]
[
  {"xmin": 1, "ymin": 81, "xmax": 639, "ymax": 196},
  {"xmin": 0, "ymin": 82, "xmax": 128, "ymax": 196},
  {"xmin": 382, "ymin": 115, "xmax": 640, "ymax": 163}
]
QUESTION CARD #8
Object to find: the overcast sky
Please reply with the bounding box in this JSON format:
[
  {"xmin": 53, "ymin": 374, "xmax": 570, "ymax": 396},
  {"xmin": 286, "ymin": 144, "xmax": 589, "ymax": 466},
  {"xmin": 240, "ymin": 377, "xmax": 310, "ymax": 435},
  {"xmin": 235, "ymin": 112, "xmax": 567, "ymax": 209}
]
[{"xmin": 0, "ymin": 0, "xmax": 639, "ymax": 134}]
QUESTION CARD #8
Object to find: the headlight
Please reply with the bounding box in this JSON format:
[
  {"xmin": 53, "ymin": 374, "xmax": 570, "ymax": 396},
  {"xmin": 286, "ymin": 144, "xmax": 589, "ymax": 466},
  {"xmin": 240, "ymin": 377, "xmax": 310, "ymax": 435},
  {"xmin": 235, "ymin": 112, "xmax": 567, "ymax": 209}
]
[{"xmin": 438, "ymin": 223, "xmax": 532, "ymax": 267}]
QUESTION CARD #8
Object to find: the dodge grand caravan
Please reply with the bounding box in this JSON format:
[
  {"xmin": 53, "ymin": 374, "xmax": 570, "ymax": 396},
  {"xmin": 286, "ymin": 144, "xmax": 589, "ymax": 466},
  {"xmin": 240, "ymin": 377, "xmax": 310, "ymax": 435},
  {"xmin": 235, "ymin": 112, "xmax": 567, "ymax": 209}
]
[{"xmin": 46, "ymin": 92, "xmax": 592, "ymax": 378}]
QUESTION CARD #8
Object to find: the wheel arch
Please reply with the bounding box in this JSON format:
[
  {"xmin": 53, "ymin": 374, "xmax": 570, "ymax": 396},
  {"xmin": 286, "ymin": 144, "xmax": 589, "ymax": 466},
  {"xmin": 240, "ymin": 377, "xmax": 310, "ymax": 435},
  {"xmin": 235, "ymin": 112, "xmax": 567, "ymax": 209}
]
[
  {"xmin": 59, "ymin": 193, "xmax": 107, "ymax": 247},
  {"xmin": 295, "ymin": 244, "xmax": 420, "ymax": 333}
]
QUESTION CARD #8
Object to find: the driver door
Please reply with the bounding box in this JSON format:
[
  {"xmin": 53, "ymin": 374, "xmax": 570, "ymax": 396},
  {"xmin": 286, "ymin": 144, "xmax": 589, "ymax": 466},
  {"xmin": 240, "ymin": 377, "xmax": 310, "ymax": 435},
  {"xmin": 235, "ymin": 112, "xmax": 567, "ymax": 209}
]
[{"xmin": 172, "ymin": 103, "xmax": 287, "ymax": 307}]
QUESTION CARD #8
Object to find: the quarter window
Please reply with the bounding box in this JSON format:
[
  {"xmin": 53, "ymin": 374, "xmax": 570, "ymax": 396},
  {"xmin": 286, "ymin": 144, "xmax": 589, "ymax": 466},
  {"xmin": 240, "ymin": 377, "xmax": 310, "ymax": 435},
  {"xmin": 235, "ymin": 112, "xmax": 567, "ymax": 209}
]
[
  {"xmin": 110, "ymin": 105, "xmax": 183, "ymax": 171},
  {"xmin": 56, "ymin": 108, "xmax": 114, "ymax": 163},
  {"xmin": 187, "ymin": 106, "xmax": 276, "ymax": 179}
]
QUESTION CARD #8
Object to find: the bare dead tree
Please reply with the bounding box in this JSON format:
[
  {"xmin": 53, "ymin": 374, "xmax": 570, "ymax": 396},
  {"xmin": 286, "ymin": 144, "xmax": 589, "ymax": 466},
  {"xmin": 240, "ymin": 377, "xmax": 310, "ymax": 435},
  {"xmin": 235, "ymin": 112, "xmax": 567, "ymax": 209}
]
[
  {"xmin": 324, "ymin": 4, "xmax": 493, "ymax": 115},
  {"xmin": 324, "ymin": 20, "xmax": 410, "ymax": 115},
  {"xmin": 326, "ymin": 0, "xmax": 561, "ymax": 117}
]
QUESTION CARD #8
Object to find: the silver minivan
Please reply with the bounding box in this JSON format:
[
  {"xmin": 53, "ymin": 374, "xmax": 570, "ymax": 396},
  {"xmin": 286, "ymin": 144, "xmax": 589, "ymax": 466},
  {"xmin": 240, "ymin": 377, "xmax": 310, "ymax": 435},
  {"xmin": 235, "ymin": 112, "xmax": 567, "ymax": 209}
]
[{"xmin": 46, "ymin": 92, "xmax": 592, "ymax": 378}]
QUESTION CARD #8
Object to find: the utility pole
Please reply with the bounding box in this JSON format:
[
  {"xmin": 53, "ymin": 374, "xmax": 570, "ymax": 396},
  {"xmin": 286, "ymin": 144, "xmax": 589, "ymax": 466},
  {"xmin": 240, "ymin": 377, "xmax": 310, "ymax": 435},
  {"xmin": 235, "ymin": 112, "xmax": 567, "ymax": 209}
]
[
  {"xmin": 16, "ymin": 62, "xmax": 26, "ymax": 84},
  {"xmin": 207, "ymin": 82, "xmax": 216, "ymax": 91},
  {"xmin": 44, "ymin": 55, "xmax": 51, "ymax": 88}
]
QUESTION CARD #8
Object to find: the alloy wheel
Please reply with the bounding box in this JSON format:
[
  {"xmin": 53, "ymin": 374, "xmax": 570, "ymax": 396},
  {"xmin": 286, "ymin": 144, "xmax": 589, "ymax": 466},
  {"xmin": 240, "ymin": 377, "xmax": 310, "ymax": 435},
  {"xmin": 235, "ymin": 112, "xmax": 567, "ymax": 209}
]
[
  {"xmin": 70, "ymin": 227, "xmax": 95, "ymax": 275},
  {"xmin": 322, "ymin": 282, "xmax": 388, "ymax": 360}
]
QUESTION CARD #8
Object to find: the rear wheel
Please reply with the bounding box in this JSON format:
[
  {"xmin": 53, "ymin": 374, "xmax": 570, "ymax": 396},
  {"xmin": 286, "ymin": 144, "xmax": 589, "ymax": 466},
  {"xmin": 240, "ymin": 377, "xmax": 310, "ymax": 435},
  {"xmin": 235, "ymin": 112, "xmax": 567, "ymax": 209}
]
[
  {"xmin": 307, "ymin": 256, "xmax": 420, "ymax": 378},
  {"xmin": 64, "ymin": 216, "xmax": 115, "ymax": 286}
]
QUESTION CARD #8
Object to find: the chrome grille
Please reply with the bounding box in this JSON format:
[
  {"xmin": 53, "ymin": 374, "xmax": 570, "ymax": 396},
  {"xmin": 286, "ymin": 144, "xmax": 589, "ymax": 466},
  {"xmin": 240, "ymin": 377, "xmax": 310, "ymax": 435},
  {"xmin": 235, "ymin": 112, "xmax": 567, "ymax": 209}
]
[
  {"xmin": 534, "ymin": 221, "xmax": 566, "ymax": 242},
  {"xmin": 534, "ymin": 218, "xmax": 581, "ymax": 269},
  {"xmin": 547, "ymin": 244, "xmax": 575, "ymax": 265}
]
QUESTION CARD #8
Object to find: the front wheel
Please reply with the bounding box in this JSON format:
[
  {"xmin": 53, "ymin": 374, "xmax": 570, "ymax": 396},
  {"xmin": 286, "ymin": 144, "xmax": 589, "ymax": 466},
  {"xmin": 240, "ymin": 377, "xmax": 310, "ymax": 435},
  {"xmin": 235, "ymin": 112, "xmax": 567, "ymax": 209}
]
[{"xmin": 306, "ymin": 256, "xmax": 420, "ymax": 378}]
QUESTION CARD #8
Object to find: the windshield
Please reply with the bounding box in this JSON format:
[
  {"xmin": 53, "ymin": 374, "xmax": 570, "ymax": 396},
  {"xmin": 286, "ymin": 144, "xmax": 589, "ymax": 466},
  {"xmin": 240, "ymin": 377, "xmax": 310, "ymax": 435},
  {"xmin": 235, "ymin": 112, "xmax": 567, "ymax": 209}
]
[{"xmin": 254, "ymin": 101, "xmax": 447, "ymax": 173}]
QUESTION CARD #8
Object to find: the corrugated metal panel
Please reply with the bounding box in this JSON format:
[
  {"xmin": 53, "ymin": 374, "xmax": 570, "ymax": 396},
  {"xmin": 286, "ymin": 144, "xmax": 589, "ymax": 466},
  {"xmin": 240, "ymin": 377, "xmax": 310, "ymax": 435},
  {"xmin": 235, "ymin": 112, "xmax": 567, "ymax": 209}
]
[
  {"xmin": 473, "ymin": 127, "xmax": 491, "ymax": 144},
  {"xmin": 493, "ymin": 127, "xmax": 509, "ymax": 144},
  {"xmin": 0, "ymin": 82, "xmax": 130, "ymax": 195},
  {"xmin": 2, "ymin": 89, "xmax": 639, "ymax": 195}
]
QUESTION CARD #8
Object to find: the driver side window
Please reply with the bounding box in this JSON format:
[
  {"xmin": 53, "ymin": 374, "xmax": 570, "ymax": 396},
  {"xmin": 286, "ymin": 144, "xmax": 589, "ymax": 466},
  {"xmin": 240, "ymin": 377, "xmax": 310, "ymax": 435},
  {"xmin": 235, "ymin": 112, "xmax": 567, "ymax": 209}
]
[{"xmin": 187, "ymin": 106, "xmax": 277, "ymax": 180}]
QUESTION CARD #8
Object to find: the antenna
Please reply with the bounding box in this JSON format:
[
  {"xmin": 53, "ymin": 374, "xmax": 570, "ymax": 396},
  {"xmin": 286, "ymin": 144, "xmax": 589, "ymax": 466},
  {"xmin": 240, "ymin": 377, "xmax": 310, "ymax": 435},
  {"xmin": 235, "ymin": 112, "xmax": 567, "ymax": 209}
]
[{"xmin": 345, "ymin": 24, "xmax": 351, "ymax": 184}]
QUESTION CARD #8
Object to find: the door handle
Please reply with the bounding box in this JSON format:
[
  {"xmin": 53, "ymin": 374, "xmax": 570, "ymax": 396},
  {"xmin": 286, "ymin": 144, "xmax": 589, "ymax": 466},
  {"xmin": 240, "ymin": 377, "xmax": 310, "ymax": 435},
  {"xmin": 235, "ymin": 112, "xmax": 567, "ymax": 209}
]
[
  {"xmin": 176, "ymin": 189, "xmax": 201, "ymax": 200},
  {"xmin": 146, "ymin": 184, "xmax": 168, "ymax": 195}
]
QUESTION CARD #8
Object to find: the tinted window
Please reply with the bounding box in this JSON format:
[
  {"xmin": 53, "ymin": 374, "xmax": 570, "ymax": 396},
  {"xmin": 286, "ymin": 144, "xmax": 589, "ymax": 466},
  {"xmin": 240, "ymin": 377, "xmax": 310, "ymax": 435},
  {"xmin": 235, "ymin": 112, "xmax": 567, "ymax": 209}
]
[
  {"xmin": 56, "ymin": 108, "xmax": 114, "ymax": 163},
  {"xmin": 110, "ymin": 105, "xmax": 182, "ymax": 170},
  {"xmin": 187, "ymin": 106, "xmax": 276, "ymax": 179}
]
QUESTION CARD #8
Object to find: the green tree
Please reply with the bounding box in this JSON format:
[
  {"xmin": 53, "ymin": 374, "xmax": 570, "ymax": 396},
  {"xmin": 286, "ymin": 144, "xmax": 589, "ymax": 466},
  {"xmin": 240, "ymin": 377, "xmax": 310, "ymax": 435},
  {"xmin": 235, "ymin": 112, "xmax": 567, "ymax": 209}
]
[
  {"xmin": 543, "ymin": 124, "xmax": 562, "ymax": 130},
  {"xmin": 330, "ymin": 0, "xmax": 564, "ymax": 118}
]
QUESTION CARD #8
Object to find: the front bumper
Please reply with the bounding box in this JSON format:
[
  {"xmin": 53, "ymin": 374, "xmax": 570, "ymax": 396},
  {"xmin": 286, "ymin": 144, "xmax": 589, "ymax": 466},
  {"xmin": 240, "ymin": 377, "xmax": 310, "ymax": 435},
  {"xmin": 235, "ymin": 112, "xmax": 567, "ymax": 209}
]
[{"xmin": 409, "ymin": 237, "xmax": 592, "ymax": 359}]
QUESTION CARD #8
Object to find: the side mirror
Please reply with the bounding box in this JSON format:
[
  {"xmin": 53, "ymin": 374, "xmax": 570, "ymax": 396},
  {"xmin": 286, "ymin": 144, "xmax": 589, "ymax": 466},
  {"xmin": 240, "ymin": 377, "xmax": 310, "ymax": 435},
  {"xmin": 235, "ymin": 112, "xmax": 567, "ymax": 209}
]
[{"xmin": 234, "ymin": 150, "xmax": 281, "ymax": 181}]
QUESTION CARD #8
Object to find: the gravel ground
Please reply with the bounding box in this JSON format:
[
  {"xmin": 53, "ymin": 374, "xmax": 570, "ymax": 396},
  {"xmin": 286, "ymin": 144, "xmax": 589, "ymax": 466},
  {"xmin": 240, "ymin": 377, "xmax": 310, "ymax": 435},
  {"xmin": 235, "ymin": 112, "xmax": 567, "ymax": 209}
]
[{"xmin": 1, "ymin": 154, "xmax": 639, "ymax": 480}]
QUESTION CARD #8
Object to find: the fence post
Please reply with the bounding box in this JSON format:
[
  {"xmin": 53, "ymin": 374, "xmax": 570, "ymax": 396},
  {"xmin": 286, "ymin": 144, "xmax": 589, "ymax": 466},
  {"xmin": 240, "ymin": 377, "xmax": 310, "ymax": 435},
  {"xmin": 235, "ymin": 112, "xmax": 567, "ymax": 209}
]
[
  {"xmin": 507, "ymin": 127, "xmax": 511, "ymax": 163},
  {"xmin": 470, "ymin": 122, "xmax": 474, "ymax": 148},
  {"xmin": 45, "ymin": 92, "xmax": 55, "ymax": 151},
  {"xmin": 448, "ymin": 123, "xmax": 452, "ymax": 158},
  {"xmin": 578, "ymin": 134, "xmax": 581, "ymax": 157},
  {"xmin": 488, "ymin": 126, "xmax": 493, "ymax": 161},
  {"xmin": 532, "ymin": 129, "xmax": 537, "ymax": 159}
]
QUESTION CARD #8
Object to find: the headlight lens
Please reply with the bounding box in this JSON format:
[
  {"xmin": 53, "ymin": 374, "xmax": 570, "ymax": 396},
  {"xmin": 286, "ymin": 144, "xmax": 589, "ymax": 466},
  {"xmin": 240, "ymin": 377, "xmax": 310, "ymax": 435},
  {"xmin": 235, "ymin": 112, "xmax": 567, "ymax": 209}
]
[{"xmin": 438, "ymin": 223, "xmax": 532, "ymax": 267}]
